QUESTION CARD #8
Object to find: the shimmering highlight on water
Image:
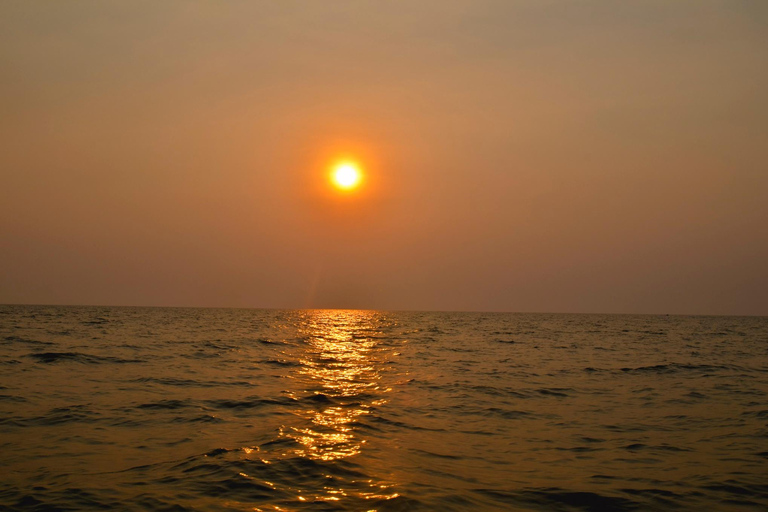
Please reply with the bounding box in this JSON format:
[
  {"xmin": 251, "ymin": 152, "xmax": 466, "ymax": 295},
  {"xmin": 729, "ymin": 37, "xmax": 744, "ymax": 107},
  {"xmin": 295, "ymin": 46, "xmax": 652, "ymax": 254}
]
[{"xmin": 1, "ymin": 306, "xmax": 767, "ymax": 510}]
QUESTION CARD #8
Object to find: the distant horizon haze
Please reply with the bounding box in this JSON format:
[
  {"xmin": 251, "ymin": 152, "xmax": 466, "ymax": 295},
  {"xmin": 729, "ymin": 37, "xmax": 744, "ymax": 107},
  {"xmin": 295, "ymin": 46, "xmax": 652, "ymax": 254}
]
[{"xmin": 1, "ymin": 303, "xmax": 766, "ymax": 319}]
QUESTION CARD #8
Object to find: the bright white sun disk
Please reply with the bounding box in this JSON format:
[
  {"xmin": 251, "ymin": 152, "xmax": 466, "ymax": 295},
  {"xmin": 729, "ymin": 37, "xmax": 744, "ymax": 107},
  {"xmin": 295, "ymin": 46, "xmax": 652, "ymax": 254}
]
[{"xmin": 332, "ymin": 164, "xmax": 362, "ymax": 190}]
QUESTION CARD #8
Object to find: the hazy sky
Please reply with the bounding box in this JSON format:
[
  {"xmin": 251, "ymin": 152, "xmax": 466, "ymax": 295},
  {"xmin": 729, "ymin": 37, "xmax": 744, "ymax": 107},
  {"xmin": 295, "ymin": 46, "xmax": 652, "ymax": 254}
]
[{"xmin": 1, "ymin": 1, "xmax": 767, "ymax": 315}]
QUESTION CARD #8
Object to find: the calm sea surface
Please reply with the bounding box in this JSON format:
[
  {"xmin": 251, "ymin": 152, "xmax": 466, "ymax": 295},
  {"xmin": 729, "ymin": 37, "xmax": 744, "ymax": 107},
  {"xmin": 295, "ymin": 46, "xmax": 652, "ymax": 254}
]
[{"xmin": 1, "ymin": 306, "xmax": 767, "ymax": 511}]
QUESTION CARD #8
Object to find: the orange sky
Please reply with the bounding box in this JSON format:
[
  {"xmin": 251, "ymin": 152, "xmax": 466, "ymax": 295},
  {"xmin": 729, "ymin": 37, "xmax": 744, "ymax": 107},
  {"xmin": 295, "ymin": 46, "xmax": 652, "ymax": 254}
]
[{"xmin": 1, "ymin": 1, "xmax": 767, "ymax": 315}]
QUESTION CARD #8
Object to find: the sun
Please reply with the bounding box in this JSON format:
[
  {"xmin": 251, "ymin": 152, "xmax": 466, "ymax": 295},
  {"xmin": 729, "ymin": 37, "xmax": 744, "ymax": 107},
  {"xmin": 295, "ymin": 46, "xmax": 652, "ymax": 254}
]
[{"xmin": 330, "ymin": 162, "xmax": 362, "ymax": 191}]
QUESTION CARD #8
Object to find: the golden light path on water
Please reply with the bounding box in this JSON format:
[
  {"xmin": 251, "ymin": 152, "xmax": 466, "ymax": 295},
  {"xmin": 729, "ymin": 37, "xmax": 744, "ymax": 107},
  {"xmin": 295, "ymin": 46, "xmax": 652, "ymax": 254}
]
[{"xmin": 250, "ymin": 310, "xmax": 400, "ymax": 509}]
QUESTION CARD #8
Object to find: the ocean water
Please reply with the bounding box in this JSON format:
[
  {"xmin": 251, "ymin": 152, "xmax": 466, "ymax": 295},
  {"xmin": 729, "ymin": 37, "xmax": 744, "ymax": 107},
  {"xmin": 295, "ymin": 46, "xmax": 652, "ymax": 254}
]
[{"xmin": 0, "ymin": 306, "xmax": 767, "ymax": 511}]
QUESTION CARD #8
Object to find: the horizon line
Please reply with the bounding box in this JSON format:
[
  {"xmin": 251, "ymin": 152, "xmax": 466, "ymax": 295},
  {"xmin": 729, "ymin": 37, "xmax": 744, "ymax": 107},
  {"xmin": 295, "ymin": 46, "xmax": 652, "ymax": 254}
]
[{"xmin": 1, "ymin": 302, "xmax": 765, "ymax": 319}]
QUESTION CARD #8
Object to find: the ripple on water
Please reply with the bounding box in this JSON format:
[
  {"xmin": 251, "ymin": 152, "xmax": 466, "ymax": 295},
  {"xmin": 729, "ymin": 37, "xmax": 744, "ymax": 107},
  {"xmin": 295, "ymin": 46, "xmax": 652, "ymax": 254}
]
[{"xmin": 0, "ymin": 307, "xmax": 767, "ymax": 510}]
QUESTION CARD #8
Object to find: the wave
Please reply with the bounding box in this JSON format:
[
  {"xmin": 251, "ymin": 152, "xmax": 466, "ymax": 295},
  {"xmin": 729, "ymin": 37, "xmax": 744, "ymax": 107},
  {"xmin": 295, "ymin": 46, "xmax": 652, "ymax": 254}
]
[
  {"xmin": 26, "ymin": 351, "xmax": 144, "ymax": 364},
  {"xmin": 205, "ymin": 396, "xmax": 296, "ymax": 410},
  {"xmin": 3, "ymin": 335, "xmax": 54, "ymax": 346},
  {"xmin": 1, "ymin": 405, "xmax": 100, "ymax": 427},
  {"xmin": 477, "ymin": 488, "xmax": 641, "ymax": 511}
]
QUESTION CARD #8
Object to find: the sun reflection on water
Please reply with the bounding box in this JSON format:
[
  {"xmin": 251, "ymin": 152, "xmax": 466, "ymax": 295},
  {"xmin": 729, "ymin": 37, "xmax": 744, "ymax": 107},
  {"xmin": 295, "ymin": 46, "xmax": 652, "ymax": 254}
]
[
  {"xmin": 244, "ymin": 310, "xmax": 401, "ymax": 509},
  {"xmin": 285, "ymin": 309, "xmax": 388, "ymax": 462}
]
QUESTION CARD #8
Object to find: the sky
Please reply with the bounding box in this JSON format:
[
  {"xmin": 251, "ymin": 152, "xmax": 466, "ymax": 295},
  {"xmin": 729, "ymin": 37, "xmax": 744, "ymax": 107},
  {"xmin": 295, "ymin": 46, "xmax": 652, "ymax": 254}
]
[{"xmin": 1, "ymin": 1, "xmax": 767, "ymax": 315}]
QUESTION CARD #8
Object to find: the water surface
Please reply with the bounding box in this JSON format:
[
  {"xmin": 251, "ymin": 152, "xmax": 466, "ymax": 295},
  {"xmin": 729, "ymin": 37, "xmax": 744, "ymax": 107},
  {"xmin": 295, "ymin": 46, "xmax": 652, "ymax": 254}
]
[{"xmin": 1, "ymin": 306, "xmax": 767, "ymax": 510}]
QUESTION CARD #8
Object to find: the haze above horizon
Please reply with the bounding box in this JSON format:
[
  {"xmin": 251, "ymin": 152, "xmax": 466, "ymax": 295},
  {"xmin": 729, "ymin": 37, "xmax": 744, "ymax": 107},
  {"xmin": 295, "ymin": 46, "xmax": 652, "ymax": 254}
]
[{"xmin": 1, "ymin": 1, "xmax": 767, "ymax": 316}]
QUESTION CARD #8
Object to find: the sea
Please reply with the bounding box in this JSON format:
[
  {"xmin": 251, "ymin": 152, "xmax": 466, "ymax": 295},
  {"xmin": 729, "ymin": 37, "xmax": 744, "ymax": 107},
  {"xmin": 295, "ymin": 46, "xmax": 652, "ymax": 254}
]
[{"xmin": 1, "ymin": 305, "xmax": 767, "ymax": 511}]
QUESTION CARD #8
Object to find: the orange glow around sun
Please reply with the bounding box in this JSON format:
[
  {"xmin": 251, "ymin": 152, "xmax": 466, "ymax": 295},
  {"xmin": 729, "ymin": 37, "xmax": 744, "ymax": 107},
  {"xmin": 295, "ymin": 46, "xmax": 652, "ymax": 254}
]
[{"xmin": 330, "ymin": 162, "xmax": 362, "ymax": 191}]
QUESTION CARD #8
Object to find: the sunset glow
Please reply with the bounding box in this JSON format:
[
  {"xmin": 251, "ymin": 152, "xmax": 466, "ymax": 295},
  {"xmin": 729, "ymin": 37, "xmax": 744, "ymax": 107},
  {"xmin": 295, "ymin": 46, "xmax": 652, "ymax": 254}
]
[
  {"xmin": 2, "ymin": 3, "xmax": 767, "ymax": 510},
  {"xmin": 331, "ymin": 163, "xmax": 362, "ymax": 191}
]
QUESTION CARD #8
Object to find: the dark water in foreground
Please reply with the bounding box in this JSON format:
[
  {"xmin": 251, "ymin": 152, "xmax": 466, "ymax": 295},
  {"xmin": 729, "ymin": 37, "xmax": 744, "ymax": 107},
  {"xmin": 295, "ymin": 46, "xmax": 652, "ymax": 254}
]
[{"xmin": 1, "ymin": 306, "xmax": 767, "ymax": 511}]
